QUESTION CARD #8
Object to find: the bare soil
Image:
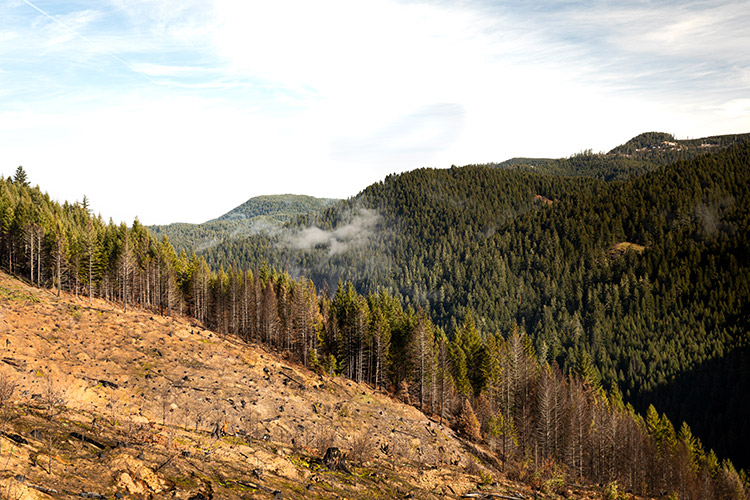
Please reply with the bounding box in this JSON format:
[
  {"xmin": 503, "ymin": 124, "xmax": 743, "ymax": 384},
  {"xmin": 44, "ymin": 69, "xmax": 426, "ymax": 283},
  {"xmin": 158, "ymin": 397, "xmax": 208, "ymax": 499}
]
[{"xmin": 0, "ymin": 272, "xmax": 646, "ymax": 499}]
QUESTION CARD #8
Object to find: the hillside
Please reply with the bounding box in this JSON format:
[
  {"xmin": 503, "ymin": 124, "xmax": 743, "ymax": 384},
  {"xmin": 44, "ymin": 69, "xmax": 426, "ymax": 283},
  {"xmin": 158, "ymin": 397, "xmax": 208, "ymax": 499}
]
[
  {"xmin": 492, "ymin": 132, "xmax": 750, "ymax": 180},
  {"xmin": 215, "ymin": 194, "xmax": 339, "ymax": 222},
  {"xmin": 194, "ymin": 135, "xmax": 750, "ymax": 469},
  {"xmin": 1, "ymin": 135, "xmax": 748, "ymax": 499},
  {"xmin": 148, "ymin": 195, "xmax": 338, "ymax": 253},
  {"xmin": 0, "ymin": 270, "xmax": 541, "ymax": 500}
]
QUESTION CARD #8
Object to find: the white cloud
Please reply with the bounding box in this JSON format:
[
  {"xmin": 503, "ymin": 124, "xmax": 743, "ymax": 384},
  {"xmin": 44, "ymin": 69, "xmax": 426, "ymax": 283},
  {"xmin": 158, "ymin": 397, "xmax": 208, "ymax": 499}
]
[
  {"xmin": 716, "ymin": 99, "xmax": 750, "ymax": 119},
  {"xmin": 286, "ymin": 209, "xmax": 381, "ymax": 255},
  {"xmin": 1, "ymin": 0, "xmax": 748, "ymax": 225}
]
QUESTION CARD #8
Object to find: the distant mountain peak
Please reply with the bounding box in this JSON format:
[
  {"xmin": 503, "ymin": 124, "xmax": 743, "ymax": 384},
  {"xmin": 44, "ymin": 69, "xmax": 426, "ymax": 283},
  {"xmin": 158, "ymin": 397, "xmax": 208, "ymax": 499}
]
[
  {"xmin": 609, "ymin": 131, "xmax": 750, "ymax": 156},
  {"xmin": 608, "ymin": 132, "xmax": 677, "ymax": 155},
  {"xmin": 148, "ymin": 194, "xmax": 339, "ymax": 253},
  {"xmin": 214, "ymin": 194, "xmax": 339, "ymax": 222}
]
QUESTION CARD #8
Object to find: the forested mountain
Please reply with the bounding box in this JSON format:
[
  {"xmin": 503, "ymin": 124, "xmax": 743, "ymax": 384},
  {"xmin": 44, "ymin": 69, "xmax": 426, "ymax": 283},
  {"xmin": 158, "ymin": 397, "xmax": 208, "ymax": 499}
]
[
  {"xmin": 1, "ymin": 154, "xmax": 749, "ymax": 498},
  {"xmin": 493, "ymin": 132, "xmax": 750, "ymax": 180},
  {"xmin": 148, "ymin": 194, "xmax": 337, "ymax": 253},
  {"xmin": 192, "ymin": 134, "xmax": 750, "ymax": 469}
]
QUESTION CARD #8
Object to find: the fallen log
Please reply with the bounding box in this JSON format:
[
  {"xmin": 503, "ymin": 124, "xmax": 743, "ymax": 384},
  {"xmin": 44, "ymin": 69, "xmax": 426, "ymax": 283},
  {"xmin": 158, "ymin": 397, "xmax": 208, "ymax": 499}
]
[
  {"xmin": 1, "ymin": 357, "xmax": 24, "ymax": 369},
  {"xmin": 462, "ymin": 493, "xmax": 526, "ymax": 500},
  {"xmin": 234, "ymin": 479, "xmax": 280, "ymax": 496},
  {"xmin": 79, "ymin": 492, "xmax": 107, "ymax": 499},
  {"xmin": 69, "ymin": 432, "xmax": 108, "ymax": 450},
  {"xmin": 278, "ymin": 370, "xmax": 304, "ymax": 388},
  {"xmin": 154, "ymin": 453, "xmax": 177, "ymax": 472},
  {"xmin": 28, "ymin": 484, "xmax": 58, "ymax": 495}
]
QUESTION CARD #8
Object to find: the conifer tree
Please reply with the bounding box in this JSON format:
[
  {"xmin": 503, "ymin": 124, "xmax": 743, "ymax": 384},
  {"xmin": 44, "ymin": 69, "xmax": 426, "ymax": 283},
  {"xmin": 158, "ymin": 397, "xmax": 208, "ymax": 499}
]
[{"xmin": 13, "ymin": 166, "xmax": 28, "ymax": 187}]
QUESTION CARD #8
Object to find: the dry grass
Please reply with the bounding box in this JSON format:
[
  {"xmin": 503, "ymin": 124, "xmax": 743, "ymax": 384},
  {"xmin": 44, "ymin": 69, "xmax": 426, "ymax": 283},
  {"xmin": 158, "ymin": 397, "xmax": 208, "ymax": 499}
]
[
  {"xmin": 609, "ymin": 241, "xmax": 647, "ymax": 256},
  {"xmin": 0, "ymin": 270, "xmax": 633, "ymax": 500}
]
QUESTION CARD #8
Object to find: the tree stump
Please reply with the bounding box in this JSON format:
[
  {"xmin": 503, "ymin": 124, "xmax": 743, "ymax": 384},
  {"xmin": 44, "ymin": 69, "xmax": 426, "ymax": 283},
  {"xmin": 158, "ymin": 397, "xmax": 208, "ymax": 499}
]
[{"xmin": 322, "ymin": 447, "xmax": 348, "ymax": 472}]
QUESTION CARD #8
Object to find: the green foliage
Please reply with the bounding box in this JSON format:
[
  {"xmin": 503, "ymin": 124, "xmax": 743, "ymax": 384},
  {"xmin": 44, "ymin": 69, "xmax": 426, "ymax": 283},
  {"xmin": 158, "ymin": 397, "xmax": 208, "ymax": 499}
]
[
  {"xmin": 188, "ymin": 135, "xmax": 750, "ymax": 469},
  {"xmin": 480, "ymin": 470, "xmax": 493, "ymax": 485},
  {"xmin": 13, "ymin": 165, "xmax": 29, "ymax": 187},
  {"xmin": 2, "ymin": 134, "xmax": 750, "ymax": 500},
  {"xmin": 602, "ymin": 480, "xmax": 620, "ymax": 500}
]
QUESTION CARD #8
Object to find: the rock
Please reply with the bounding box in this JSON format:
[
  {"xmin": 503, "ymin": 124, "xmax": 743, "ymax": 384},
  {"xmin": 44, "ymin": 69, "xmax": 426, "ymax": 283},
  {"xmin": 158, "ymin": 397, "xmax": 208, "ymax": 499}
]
[
  {"xmin": 0, "ymin": 478, "xmax": 46, "ymax": 500},
  {"xmin": 112, "ymin": 455, "xmax": 169, "ymax": 494},
  {"xmin": 188, "ymin": 494, "xmax": 207, "ymax": 500},
  {"xmin": 322, "ymin": 447, "xmax": 348, "ymax": 472},
  {"xmin": 117, "ymin": 472, "xmax": 147, "ymax": 496}
]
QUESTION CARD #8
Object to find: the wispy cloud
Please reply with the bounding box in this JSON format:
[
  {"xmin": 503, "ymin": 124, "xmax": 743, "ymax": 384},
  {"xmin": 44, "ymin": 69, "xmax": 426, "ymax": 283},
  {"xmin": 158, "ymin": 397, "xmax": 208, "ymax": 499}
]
[
  {"xmin": 331, "ymin": 103, "xmax": 466, "ymax": 164},
  {"xmin": 286, "ymin": 209, "xmax": 381, "ymax": 256},
  {"xmin": 0, "ymin": 0, "xmax": 748, "ymax": 225}
]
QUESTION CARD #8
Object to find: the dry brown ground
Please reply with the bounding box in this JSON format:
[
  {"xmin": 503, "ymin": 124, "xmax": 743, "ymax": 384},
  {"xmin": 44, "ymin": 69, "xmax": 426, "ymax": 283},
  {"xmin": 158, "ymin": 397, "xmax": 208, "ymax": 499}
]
[{"xmin": 0, "ymin": 272, "xmax": 647, "ymax": 500}]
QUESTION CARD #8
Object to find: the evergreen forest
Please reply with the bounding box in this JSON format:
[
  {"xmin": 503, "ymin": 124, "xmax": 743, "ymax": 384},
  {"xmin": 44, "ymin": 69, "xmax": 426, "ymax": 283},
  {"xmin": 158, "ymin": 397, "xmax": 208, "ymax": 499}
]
[
  {"xmin": 1, "ymin": 131, "xmax": 749, "ymax": 499},
  {"xmin": 185, "ymin": 133, "xmax": 750, "ymax": 470}
]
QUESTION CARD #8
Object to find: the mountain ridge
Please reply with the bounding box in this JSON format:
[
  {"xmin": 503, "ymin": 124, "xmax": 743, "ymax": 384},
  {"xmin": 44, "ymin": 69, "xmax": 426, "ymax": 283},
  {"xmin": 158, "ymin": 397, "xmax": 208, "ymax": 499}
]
[
  {"xmin": 491, "ymin": 131, "xmax": 750, "ymax": 180},
  {"xmin": 147, "ymin": 194, "xmax": 338, "ymax": 254}
]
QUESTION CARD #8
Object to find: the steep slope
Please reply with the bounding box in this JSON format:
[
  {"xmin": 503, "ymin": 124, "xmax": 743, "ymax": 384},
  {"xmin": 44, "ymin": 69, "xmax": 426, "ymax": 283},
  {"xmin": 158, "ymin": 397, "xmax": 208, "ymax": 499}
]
[
  {"xmin": 148, "ymin": 194, "xmax": 337, "ymax": 253},
  {"xmin": 195, "ymin": 138, "xmax": 750, "ymax": 469},
  {"xmin": 0, "ymin": 270, "xmax": 565, "ymax": 500}
]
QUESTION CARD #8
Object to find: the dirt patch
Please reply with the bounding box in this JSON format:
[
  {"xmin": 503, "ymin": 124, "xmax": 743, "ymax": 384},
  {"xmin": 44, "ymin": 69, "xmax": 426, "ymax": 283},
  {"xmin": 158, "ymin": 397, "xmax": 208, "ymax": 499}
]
[{"xmin": 608, "ymin": 241, "xmax": 646, "ymax": 257}]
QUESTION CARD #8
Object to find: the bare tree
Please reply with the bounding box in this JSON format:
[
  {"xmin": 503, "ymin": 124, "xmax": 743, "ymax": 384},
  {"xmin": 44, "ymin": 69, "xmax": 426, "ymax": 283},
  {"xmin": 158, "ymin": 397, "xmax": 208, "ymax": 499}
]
[
  {"xmin": 41, "ymin": 375, "xmax": 67, "ymax": 419},
  {"xmin": 117, "ymin": 223, "xmax": 134, "ymax": 311}
]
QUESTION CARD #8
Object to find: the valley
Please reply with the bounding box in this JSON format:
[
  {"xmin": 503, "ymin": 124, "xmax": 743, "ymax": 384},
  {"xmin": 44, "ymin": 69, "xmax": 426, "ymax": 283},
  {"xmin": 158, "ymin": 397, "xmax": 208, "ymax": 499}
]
[{"xmin": 1, "ymin": 132, "xmax": 748, "ymax": 499}]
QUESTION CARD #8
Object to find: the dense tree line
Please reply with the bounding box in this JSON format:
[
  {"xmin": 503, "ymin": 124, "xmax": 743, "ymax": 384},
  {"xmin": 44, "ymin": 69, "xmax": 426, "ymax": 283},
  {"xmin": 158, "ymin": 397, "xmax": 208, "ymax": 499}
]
[
  {"xmin": 1, "ymin": 165, "xmax": 748, "ymax": 499},
  {"xmin": 195, "ymin": 139, "xmax": 750, "ymax": 469}
]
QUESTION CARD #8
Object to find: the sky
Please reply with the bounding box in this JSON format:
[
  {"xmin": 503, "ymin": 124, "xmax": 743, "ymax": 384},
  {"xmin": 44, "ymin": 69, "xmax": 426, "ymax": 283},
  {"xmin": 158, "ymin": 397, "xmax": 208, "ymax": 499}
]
[{"xmin": 1, "ymin": 0, "xmax": 749, "ymax": 225}]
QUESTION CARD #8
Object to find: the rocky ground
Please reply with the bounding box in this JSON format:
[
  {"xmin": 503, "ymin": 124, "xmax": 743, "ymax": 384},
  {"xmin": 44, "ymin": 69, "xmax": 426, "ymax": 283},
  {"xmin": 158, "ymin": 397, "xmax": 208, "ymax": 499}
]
[{"xmin": 0, "ymin": 272, "xmax": 642, "ymax": 500}]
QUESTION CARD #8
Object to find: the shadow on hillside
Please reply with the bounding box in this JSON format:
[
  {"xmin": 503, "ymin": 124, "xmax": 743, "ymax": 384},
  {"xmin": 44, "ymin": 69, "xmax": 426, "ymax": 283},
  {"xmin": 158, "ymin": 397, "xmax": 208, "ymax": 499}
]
[{"xmin": 633, "ymin": 346, "xmax": 750, "ymax": 471}]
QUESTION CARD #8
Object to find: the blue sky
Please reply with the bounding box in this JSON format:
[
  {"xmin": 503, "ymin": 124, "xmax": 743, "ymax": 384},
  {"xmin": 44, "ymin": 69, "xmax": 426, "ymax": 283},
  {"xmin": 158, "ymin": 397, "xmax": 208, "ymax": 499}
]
[{"xmin": 1, "ymin": 0, "xmax": 749, "ymax": 224}]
